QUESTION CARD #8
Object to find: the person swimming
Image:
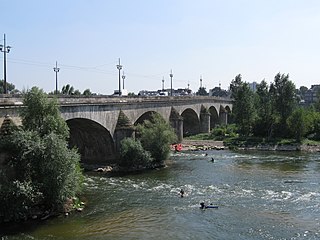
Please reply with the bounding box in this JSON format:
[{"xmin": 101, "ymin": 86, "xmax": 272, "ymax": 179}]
[
  {"xmin": 179, "ymin": 189, "xmax": 185, "ymax": 197},
  {"xmin": 200, "ymin": 202, "xmax": 218, "ymax": 209}
]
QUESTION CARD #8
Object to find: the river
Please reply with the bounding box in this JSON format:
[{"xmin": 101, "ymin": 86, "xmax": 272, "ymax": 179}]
[{"xmin": 1, "ymin": 150, "xmax": 319, "ymax": 239}]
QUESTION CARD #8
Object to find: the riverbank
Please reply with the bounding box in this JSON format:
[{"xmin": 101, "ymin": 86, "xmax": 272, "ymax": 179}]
[
  {"xmin": 181, "ymin": 139, "xmax": 320, "ymax": 152},
  {"xmin": 181, "ymin": 140, "xmax": 226, "ymax": 151}
]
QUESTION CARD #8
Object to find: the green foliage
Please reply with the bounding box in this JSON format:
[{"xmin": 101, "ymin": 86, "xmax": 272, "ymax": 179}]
[
  {"xmin": 210, "ymin": 124, "xmax": 238, "ymax": 140},
  {"xmin": 314, "ymin": 90, "xmax": 320, "ymax": 112},
  {"xmin": 137, "ymin": 113, "xmax": 177, "ymax": 164},
  {"xmin": 0, "ymin": 176, "xmax": 42, "ymax": 221},
  {"xmin": 269, "ymin": 73, "xmax": 297, "ymax": 136},
  {"xmin": 37, "ymin": 133, "xmax": 82, "ymax": 207},
  {"xmin": 0, "ymin": 87, "xmax": 83, "ymax": 222},
  {"xmin": 287, "ymin": 108, "xmax": 313, "ymax": 142},
  {"xmin": 20, "ymin": 87, "xmax": 69, "ymax": 139},
  {"xmin": 0, "ymin": 79, "xmax": 17, "ymax": 94},
  {"xmin": 308, "ymin": 111, "xmax": 320, "ymax": 140},
  {"xmin": 230, "ymin": 74, "xmax": 256, "ymax": 136},
  {"xmin": 61, "ymin": 84, "xmax": 74, "ymax": 95},
  {"xmin": 83, "ymin": 89, "xmax": 92, "ymax": 96},
  {"xmin": 73, "ymin": 89, "xmax": 81, "ymax": 95},
  {"xmin": 253, "ymin": 80, "xmax": 275, "ymax": 137},
  {"xmin": 119, "ymin": 138, "xmax": 152, "ymax": 169},
  {"xmin": 196, "ymin": 87, "xmax": 208, "ymax": 96}
]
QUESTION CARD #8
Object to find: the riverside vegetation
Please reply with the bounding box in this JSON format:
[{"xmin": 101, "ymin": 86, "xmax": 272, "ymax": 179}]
[
  {"xmin": 186, "ymin": 73, "xmax": 320, "ymax": 150},
  {"xmin": 0, "ymin": 87, "xmax": 83, "ymax": 223},
  {"xmin": 118, "ymin": 113, "xmax": 177, "ymax": 171}
]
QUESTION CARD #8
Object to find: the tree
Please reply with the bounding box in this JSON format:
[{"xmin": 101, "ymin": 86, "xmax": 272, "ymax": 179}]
[
  {"xmin": 298, "ymin": 86, "xmax": 308, "ymax": 100},
  {"xmin": 136, "ymin": 113, "xmax": 177, "ymax": 164},
  {"xmin": 230, "ymin": 74, "xmax": 243, "ymax": 99},
  {"xmin": 0, "ymin": 87, "xmax": 83, "ymax": 222},
  {"xmin": 61, "ymin": 84, "xmax": 76, "ymax": 95},
  {"xmin": 314, "ymin": 89, "xmax": 320, "ymax": 112},
  {"xmin": 230, "ymin": 74, "xmax": 256, "ymax": 136},
  {"xmin": 83, "ymin": 89, "xmax": 92, "ymax": 96},
  {"xmin": 119, "ymin": 138, "xmax": 152, "ymax": 169},
  {"xmin": 0, "ymin": 79, "xmax": 17, "ymax": 94},
  {"xmin": 196, "ymin": 87, "xmax": 208, "ymax": 96},
  {"xmin": 20, "ymin": 87, "xmax": 69, "ymax": 139},
  {"xmin": 253, "ymin": 79, "xmax": 275, "ymax": 138},
  {"xmin": 287, "ymin": 108, "xmax": 313, "ymax": 142},
  {"xmin": 269, "ymin": 73, "xmax": 297, "ymax": 136},
  {"xmin": 73, "ymin": 89, "xmax": 81, "ymax": 95}
]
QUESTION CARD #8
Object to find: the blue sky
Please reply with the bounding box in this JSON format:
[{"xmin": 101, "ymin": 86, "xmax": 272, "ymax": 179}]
[{"xmin": 1, "ymin": 0, "xmax": 320, "ymax": 94}]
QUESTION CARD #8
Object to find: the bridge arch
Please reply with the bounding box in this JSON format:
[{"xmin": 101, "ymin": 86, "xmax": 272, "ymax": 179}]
[
  {"xmin": 209, "ymin": 106, "xmax": 219, "ymax": 130},
  {"xmin": 134, "ymin": 111, "xmax": 159, "ymax": 126},
  {"xmin": 66, "ymin": 118, "xmax": 116, "ymax": 167},
  {"xmin": 181, "ymin": 108, "xmax": 200, "ymax": 137}
]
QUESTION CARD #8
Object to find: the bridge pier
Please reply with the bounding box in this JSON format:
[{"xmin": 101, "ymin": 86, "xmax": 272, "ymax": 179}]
[
  {"xmin": 114, "ymin": 110, "xmax": 136, "ymax": 152},
  {"xmin": 114, "ymin": 127, "xmax": 135, "ymax": 152},
  {"xmin": 219, "ymin": 111, "xmax": 228, "ymax": 125},
  {"xmin": 200, "ymin": 111, "xmax": 211, "ymax": 133},
  {"xmin": 169, "ymin": 111, "xmax": 183, "ymax": 143}
]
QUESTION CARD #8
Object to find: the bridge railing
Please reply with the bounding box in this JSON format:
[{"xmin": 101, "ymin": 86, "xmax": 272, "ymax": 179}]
[{"xmin": 0, "ymin": 94, "xmax": 232, "ymax": 107}]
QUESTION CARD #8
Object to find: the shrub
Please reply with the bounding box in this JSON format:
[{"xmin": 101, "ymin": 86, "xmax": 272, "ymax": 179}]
[
  {"xmin": 210, "ymin": 124, "xmax": 238, "ymax": 140},
  {"xmin": 0, "ymin": 87, "xmax": 83, "ymax": 222},
  {"xmin": 0, "ymin": 178, "xmax": 42, "ymax": 222},
  {"xmin": 119, "ymin": 138, "xmax": 152, "ymax": 169},
  {"xmin": 137, "ymin": 113, "xmax": 177, "ymax": 164}
]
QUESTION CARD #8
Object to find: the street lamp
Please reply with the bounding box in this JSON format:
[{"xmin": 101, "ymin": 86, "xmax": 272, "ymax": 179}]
[
  {"xmin": 53, "ymin": 61, "xmax": 60, "ymax": 94},
  {"xmin": 162, "ymin": 77, "xmax": 165, "ymax": 91},
  {"xmin": 0, "ymin": 34, "xmax": 12, "ymax": 94},
  {"xmin": 116, "ymin": 58, "xmax": 122, "ymax": 96},
  {"xmin": 122, "ymin": 71, "xmax": 126, "ymax": 89},
  {"xmin": 170, "ymin": 70, "xmax": 173, "ymax": 96}
]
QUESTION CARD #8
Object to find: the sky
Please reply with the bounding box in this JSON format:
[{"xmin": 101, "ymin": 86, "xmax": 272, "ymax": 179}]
[{"xmin": 1, "ymin": 0, "xmax": 320, "ymax": 95}]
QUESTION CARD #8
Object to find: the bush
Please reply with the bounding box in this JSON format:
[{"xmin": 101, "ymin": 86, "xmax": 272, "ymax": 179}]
[
  {"xmin": 0, "ymin": 178, "xmax": 42, "ymax": 222},
  {"xmin": 137, "ymin": 113, "xmax": 177, "ymax": 164},
  {"xmin": 36, "ymin": 133, "xmax": 83, "ymax": 208},
  {"xmin": 210, "ymin": 124, "xmax": 238, "ymax": 140},
  {"xmin": 0, "ymin": 87, "xmax": 83, "ymax": 222},
  {"xmin": 119, "ymin": 138, "xmax": 152, "ymax": 169}
]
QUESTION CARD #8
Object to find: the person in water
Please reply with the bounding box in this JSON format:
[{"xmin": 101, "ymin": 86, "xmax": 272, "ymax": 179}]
[
  {"xmin": 200, "ymin": 202, "xmax": 218, "ymax": 209},
  {"xmin": 180, "ymin": 189, "xmax": 185, "ymax": 197}
]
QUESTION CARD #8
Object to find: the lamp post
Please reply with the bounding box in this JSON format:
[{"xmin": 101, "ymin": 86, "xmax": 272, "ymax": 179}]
[
  {"xmin": 170, "ymin": 70, "xmax": 173, "ymax": 96},
  {"xmin": 162, "ymin": 77, "xmax": 164, "ymax": 91},
  {"xmin": 122, "ymin": 71, "xmax": 125, "ymax": 90},
  {"xmin": 0, "ymin": 34, "xmax": 12, "ymax": 94},
  {"xmin": 53, "ymin": 61, "xmax": 60, "ymax": 94},
  {"xmin": 116, "ymin": 58, "xmax": 122, "ymax": 96},
  {"xmin": 200, "ymin": 75, "xmax": 203, "ymax": 88}
]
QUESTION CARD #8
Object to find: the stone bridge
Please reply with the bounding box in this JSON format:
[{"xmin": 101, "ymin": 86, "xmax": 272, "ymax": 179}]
[{"xmin": 0, "ymin": 96, "xmax": 232, "ymax": 166}]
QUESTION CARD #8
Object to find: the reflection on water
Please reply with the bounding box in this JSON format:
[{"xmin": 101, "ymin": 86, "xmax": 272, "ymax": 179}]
[{"xmin": 1, "ymin": 150, "xmax": 319, "ymax": 240}]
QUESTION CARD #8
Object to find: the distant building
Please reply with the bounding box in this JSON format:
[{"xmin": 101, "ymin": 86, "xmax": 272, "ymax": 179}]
[
  {"xmin": 304, "ymin": 84, "xmax": 320, "ymax": 105},
  {"xmin": 138, "ymin": 88, "xmax": 192, "ymax": 97},
  {"xmin": 249, "ymin": 82, "xmax": 257, "ymax": 92}
]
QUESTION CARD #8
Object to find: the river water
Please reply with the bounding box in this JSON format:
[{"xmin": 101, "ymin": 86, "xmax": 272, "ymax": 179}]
[{"xmin": 1, "ymin": 150, "xmax": 319, "ymax": 240}]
